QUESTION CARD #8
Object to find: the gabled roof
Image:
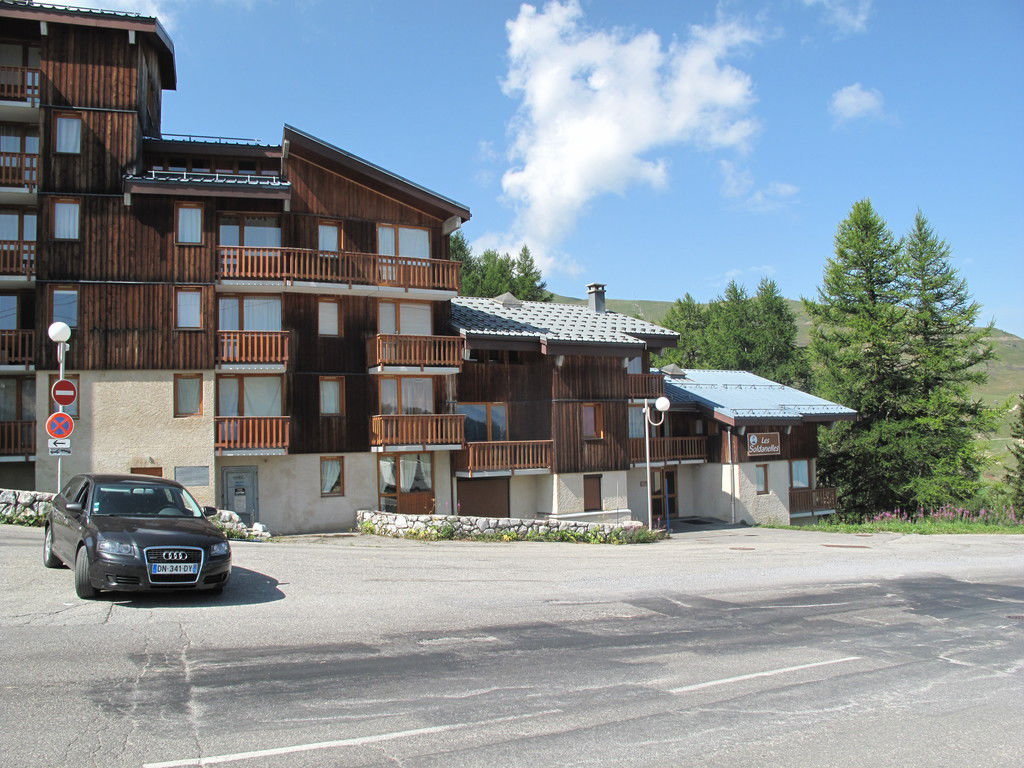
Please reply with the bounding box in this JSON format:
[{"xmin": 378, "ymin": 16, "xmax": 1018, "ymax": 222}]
[
  {"xmin": 663, "ymin": 369, "xmax": 857, "ymax": 425},
  {"xmin": 0, "ymin": 0, "xmax": 176, "ymax": 89},
  {"xmin": 451, "ymin": 296, "xmax": 679, "ymax": 355},
  {"xmin": 283, "ymin": 125, "xmax": 471, "ymax": 223}
]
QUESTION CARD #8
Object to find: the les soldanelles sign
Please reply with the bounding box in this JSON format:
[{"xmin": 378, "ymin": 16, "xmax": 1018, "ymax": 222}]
[{"xmin": 746, "ymin": 432, "xmax": 781, "ymax": 456}]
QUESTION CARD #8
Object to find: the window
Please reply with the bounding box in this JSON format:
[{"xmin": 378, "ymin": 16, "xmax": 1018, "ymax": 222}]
[
  {"xmin": 378, "ymin": 300, "xmax": 431, "ymax": 335},
  {"xmin": 583, "ymin": 474, "xmax": 602, "ymax": 512},
  {"xmin": 378, "ymin": 377, "xmax": 432, "ymax": 416},
  {"xmin": 755, "ymin": 464, "xmax": 769, "ymax": 495},
  {"xmin": 628, "ymin": 406, "xmax": 645, "ymax": 439},
  {"xmin": 130, "ymin": 467, "xmax": 163, "ymax": 477},
  {"xmin": 55, "ymin": 113, "xmax": 81, "ymax": 154},
  {"xmin": 51, "ymin": 287, "xmax": 77, "ymax": 327},
  {"xmin": 318, "ymin": 222, "xmax": 340, "ymax": 253},
  {"xmin": 582, "ymin": 403, "xmax": 603, "ymax": 439},
  {"xmin": 174, "ymin": 374, "xmax": 203, "ymax": 417},
  {"xmin": 0, "ymin": 294, "xmax": 17, "ymax": 330},
  {"xmin": 319, "ymin": 377, "xmax": 342, "ymax": 415},
  {"xmin": 377, "ymin": 224, "xmax": 430, "ymax": 259},
  {"xmin": 218, "ymin": 295, "xmax": 282, "ymax": 331},
  {"xmin": 0, "ymin": 209, "xmax": 36, "ymax": 243},
  {"xmin": 790, "ymin": 459, "xmax": 810, "ymax": 489},
  {"xmin": 217, "ymin": 375, "xmax": 282, "ymax": 417},
  {"xmin": 318, "ymin": 299, "xmax": 340, "ymax": 336},
  {"xmin": 48, "ymin": 373, "xmax": 79, "ymax": 418},
  {"xmin": 377, "ymin": 453, "xmax": 432, "ymax": 512},
  {"xmin": 175, "ymin": 288, "xmax": 203, "ymax": 329},
  {"xmin": 0, "ymin": 376, "xmax": 35, "ymax": 421},
  {"xmin": 626, "ymin": 356, "xmax": 643, "ymax": 374},
  {"xmin": 174, "ymin": 466, "xmax": 210, "ymax": 487},
  {"xmin": 218, "ymin": 214, "xmax": 281, "ymax": 247},
  {"xmin": 320, "ymin": 457, "xmax": 344, "ymax": 496},
  {"xmin": 176, "ymin": 203, "xmax": 203, "ymax": 244},
  {"xmin": 455, "ymin": 402, "xmax": 508, "ymax": 442},
  {"xmin": 53, "ymin": 199, "xmax": 79, "ymax": 240}
]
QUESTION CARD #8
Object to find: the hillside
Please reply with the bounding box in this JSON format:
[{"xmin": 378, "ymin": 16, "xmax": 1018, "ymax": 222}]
[{"xmin": 553, "ymin": 293, "xmax": 1023, "ymax": 470}]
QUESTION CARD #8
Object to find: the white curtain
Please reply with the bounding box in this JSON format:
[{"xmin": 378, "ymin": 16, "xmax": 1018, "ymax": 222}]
[
  {"xmin": 177, "ymin": 206, "xmax": 202, "ymax": 243},
  {"xmin": 176, "ymin": 377, "xmax": 201, "ymax": 415},
  {"xmin": 318, "ymin": 224, "xmax": 339, "ymax": 252},
  {"xmin": 320, "ymin": 379, "xmax": 340, "ymax": 414},
  {"xmin": 243, "ymin": 217, "xmax": 281, "ymax": 247},
  {"xmin": 243, "ymin": 377, "xmax": 282, "ymax": 417},
  {"xmin": 217, "ymin": 377, "xmax": 239, "ymax": 416},
  {"xmin": 53, "ymin": 289, "xmax": 77, "ymax": 327},
  {"xmin": 20, "ymin": 379, "xmax": 34, "ymax": 421},
  {"xmin": 401, "ymin": 453, "xmax": 431, "ymax": 492},
  {"xmin": 0, "ymin": 212, "xmax": 17, "ymax": 240},
  {"xmin": 628, "ymin": 407, "xmax": 645, "ymax": 438},
  {"xmin": 791, "ymin": 460, "xmax": 810, "ymax": 489},
  {"xmin": 377, "ymin": 225, "xmax": 396, "ymax": 256},
  {"xmin": 244, "ymin": 297, "xmax": 281, "ymax": 331},
  {"xmin": 218, "ymin": 298, "xmax": 240, "ymax": 331},
  {"xmin": 176, "ymin": 291, "xmax": 201, "ymax": 328},
  {"xmin": 626, "ymin": 356, "xmax": 642, "ymax": 374},
  {"xmin": 377, "ymin": 302, "xmax": 396, "ymax": 335},
  {"xmin": 318, "ymin": 300, "xmax": 338, "ymax": 335},
  {"xmin": 400, "ymin": 378, "xmax": 432, "ymax": 414},
  {"xmin": 320, "ymin": 459, "xmax": 342, "ymax": 494},
  {"xmin": 399, "ymin": 303, "xmax": 431, "ymax": 335},
  {"xmin": 56, "ymin": 117, "xmax": 81, "ymax": 153},
  {"xmin": 378, "ymin": 456, "xmax": 397, "ymax": 494},
  {"xmin": 0, "ymin": 379, "xmax": 16, "ymax": 421},
  {"xmin": 378, "ymin": 378, "xmax": 398, "ymax": 415},
  {"xmin": 398, "ymin": 227, "xmax": 429, "ymax": 259},
  {"xmin": 54, "ymin": 202, "xmax": 79, "ymax": 239}
]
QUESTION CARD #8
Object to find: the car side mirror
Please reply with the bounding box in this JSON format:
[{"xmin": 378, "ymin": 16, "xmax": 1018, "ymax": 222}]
[
  {"xmin": 203, "ymin": 506, "xmax": 218, "ymax": 520},
  {"xmin": 65, "ymin": 502, "xmax": 83, "ymax": 516}
]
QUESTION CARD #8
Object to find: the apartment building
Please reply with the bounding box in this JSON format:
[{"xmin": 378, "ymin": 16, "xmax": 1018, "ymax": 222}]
[{"xmin": 0, "ymin": 1, "xmax": 855, "ymax": 534}]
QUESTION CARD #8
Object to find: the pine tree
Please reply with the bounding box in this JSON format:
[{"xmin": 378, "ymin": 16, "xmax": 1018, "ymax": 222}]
[
  {"xmin": 899, "ymin": 211, "xmax": 997, "ymax": 506},
  {"xmin": 1008, "ymin": 394, "xmax": 1024, "ymax": 510},
  {"xmin": 749, "ymin": 278, "xmax": 807, "ymax": 386},
  {"xmin": 703, "ymin": 281, "xmax": 754, "ymax": 371},
  {"xmin": 449, "ymin": 231, "xmax": 479, "ymax": 295},
  {"xmin": 804, "ymin": 199, "xmax": 915, "ymax": 516},
  {"xmin": 511, "ymin": 245, "xmax": 552, "ymax": 301},
  {"xmin": 474, "ymin": 249, "xmax": 517, "ymax": 298},
  {"xmin": 655, "ymin": 294, "xmax": 708, "ymax": 368}
]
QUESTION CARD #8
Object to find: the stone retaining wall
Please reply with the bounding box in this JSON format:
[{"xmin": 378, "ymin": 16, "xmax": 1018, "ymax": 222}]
[
  {"xmin": 0, "ymin": 489, "xmax": 55, "ymax": 526},
  {"xmin": 357, "ymin": 509, "xmax": 647, "ymax": 542}
]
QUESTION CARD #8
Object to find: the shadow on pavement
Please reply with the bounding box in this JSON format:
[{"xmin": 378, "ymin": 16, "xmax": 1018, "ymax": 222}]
[
  {"xmin": 104, "ymin": 566, "xmax": 285, "ymax": 608},
  {"xmin": 668, "ymin": 516, "xmax": 747, "ymax": 534}
]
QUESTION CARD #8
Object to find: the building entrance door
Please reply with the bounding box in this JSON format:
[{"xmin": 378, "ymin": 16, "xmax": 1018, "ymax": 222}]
[
  {"xmin": 651, "ymin": 468, "xmax": 678, "ymax": 529},
  {"xmin": 221, "ymin": 466, "xmax": 258, "ymax": 526}
]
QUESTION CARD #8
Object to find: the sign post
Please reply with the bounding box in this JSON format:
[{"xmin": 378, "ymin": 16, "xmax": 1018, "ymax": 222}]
[{"xmin": 47, "ymin": 323, "xmax": 73, "ymax": 491}]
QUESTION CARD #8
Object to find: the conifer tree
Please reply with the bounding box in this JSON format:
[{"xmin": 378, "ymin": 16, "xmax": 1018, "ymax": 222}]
[
  {"xmin": 749, "ymin": 278, "xmax": 808, "ymax": 386},
  {"xmin": 449, "ymin": 231, "xmax": 480, "ymax": 296},
  {"xmin": 655, "ymin": 294, "xmax": 708, "ymax": 368},
  {"xmin": 703, "ymin": 281, "xmax": 754, "ymax": 371},
  {"xmin": 1008, "ymin": 394, "xmax": 1024, "ymax": 510},
  {"xmin": 511, "ymin": 245, "xmax": 552, "ymax": 301}
]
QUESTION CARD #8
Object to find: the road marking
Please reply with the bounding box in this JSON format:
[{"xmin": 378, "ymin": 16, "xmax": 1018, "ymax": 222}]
[
  {"xmin": 142, "ymin": 709, "xmax": 560, "ymax": 767},
  {"xmin": 668, "ymin": 656, "xmax": 862, "ymax": 694}
]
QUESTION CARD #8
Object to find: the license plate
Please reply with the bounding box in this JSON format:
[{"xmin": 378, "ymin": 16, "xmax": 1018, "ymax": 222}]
[{"xmin": 151, "ymin": 563, "xmax": 198, "ymax": 575}]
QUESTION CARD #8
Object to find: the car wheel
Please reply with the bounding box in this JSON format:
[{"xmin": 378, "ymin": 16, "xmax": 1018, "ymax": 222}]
[
  {"xmin": 74, "ymin": 546, "xmax": 97, "ymax": 600},
  {"xmin": 43, "ymin": 526, "xmax": 63, "ymax": 569}
]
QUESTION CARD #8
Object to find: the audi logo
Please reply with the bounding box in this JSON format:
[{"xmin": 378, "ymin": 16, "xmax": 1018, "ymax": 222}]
[{"xmin": 161, "ymin": 551, "xmax": 189, "ymax": 561}]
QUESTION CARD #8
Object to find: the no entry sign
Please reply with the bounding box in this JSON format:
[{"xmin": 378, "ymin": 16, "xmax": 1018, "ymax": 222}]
[
  {"xmin": 51, "ymin": 378, "xmax": 78, "ymax": 408},
  {"xmin": 46, "ymin": 412, "xmax": 75, "ymax": 439}
]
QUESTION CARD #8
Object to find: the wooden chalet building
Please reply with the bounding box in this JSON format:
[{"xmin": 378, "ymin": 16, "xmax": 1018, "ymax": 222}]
[{"xmin": 0, "ymin": 1, "xmax": 855, "ymax": 533}]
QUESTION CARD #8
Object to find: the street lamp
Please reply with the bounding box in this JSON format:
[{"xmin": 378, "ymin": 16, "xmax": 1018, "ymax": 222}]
[
  {"xmin": 48, "ymin": 322, "xmax": 72, "ymax": 490},
  {"xmin": 644, "ymin": 395, "xmax": 671, "ymax": 532}
]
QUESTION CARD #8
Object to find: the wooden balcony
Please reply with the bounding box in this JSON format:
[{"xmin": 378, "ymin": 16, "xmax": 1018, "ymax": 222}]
[
  {"xmin": 0, "ymin": 152, "xmax": 38, "ymax": 189},
  {"xmin": 216, "ymin": 331, "xmax": 290, "ymax": 365},
  {"xmin": 367, "ymin": 334, "xmax": 465, "ymax": 371},
  {"xmin": 0, "ymin": 420, "xmax": 35, "ymax": 455},
  {"xmin": 217, "ymin": 246, "xmax": 460, "ymax": 292},
  {"xmin": 370, "ymin": 413, "xmax": 465, "ymax": 448},
  {"xmin": 453, "ymin": 440, "xmax": 553, "ymax": 476},
  {"xmin": 0, "ymin": 330, "xmax": 34, "ymax": 367},
  {"xmin": 0, "ymin": 241, "xmax": 34, "ymax": 277},
  {"xmin": 789, "ymin": 487, "xmax": 838, "ymax": 515},
  {"xmin": 0, "ymin": 66, "xmax": 41, "ymax": 104},
  {"xmin": 627, "ymin": 373, "xmax": 665, "ymax": 399},
  {"xmin": 215, "ymin": 417, "xmax": 290, "ymax": 452},
  {"xmin": 629, "ymin": 436, "xmax": 707, "ymax": 464}
]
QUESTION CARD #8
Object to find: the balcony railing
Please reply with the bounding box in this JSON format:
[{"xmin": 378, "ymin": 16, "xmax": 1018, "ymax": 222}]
[
  {"xmin": 789, "ymin": 487, "xmax": 838, "ymax": 514},
  {"xmin": 0, "ymin": 66, "xmax": 41, "ymax": 104},
  {"xmin": 215, "ymin": 416, "xmax": 290, "ymax": 451},
  {"xmin": 217, "ymin": 246, "xmax": 460, "ymax": 292},
  {"xmin": 0, "ymin": 330, "xmax": 34, "ymax": 367},
  {"xmin": 627, "ymin": 373, "xmax": 665, "ymax": 399},
  {"xmin": 216, "ymin": 331, "xmax": 290, "ymax": 365},
  {"xmin": 367, "ymin": 334, "xmax": 465, "ymax": 369},
  {"xmin": 0, "ymin": 420, "xmax": 35, "ymax": 455},
  {"xmin": 370, "ymin": 413, "xmax": 465, "ymax": 447},
  {"xmin": 453, "ymin": 440, "xmax": 553, "ymax": 475},
  {"xmin": 0, "ymin": 241, "xmax": 34, "ymax": 276},
  {"xmin": 629, "ymin": 436, "xmax": 707, "ymax": 464},
  {"xmin": 0, "ymin": 152, "xmax": 38, "ymax": 189}
]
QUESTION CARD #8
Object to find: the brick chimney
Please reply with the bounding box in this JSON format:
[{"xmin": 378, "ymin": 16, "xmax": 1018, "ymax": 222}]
[{"xmin": 587, "ymin": 282, "xmax": 606, "ymax": 313}]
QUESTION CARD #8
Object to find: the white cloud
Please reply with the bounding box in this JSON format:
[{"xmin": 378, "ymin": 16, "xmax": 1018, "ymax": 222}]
[
  {"xmin": 710, "ymin": 264, "xmax": 777, "ymax": 288},
  {"xmin": 719, "ymin": 160, "xmax": 798, "ymax": 211},
  {"xmin": 481, "ymin": 1, "xmax": 762, "ymax": 273},
  {"xmin": 802, "ymin": 0, "xmax": 873, "ymax": 34},
  {"xmin": 719, "ymin": 159, "xmax": 754, "ymax": 198},
  {"xmin": 829, "ymin": 82, "xmax": 885, "ymax": 124}
]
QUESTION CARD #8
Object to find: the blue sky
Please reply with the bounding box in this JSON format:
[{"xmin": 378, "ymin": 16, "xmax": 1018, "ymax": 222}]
[{"xmin": 63, "ymin": 1, "xmax": 1024, "ymax": 334}]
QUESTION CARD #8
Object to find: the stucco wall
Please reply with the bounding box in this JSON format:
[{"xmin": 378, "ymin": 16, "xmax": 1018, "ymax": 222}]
[
  {"xmin": 34, "ymin": 371, "xmax": 217, "ymax": 505},
  {"xmin": 736, "ymin": 459, "xmax": 791, "ymax": 525},
  {"xmin": 216, "ymin": 452, "xmax": 377, "ymax": 534},
  {"xmin": 509, "ymin": 473, "xmax": 548, "ymax": 519},
  {"xmin": 551, "ymin": 470, "xmax": 632, "ymax": 521},
  {"xmin": 689, "ymin": 463, "xmax": 735, "ymax": 522}
]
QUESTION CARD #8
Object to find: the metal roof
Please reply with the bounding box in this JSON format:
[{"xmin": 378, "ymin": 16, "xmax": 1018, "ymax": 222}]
[
  {"xmin": 451, "ymin": 296, "xmax": 679, "ymax": 349},
  {"xmin": 662, "ymin": 369, "xmax": 857, "ymax": 424}
]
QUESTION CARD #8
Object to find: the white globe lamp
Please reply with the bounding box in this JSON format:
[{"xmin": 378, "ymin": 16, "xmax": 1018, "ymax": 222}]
[{"xmin": 48, "ymin": 321, "xmax": 71, "ymax": 343}]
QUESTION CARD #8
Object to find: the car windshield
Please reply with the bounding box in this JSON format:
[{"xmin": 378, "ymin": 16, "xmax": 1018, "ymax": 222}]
[{"xmin": 91, "ymin": 482, "xmax": 204, "ymax": 518}]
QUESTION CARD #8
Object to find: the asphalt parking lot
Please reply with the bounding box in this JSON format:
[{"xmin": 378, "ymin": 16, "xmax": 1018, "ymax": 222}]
[{"xmin": 2, "ymin": 524, "xmax": 1022, "ymax": 767}]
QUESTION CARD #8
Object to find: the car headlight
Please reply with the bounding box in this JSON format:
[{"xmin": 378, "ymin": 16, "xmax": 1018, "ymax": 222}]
[
  {"xmin": 210, "ymin": 541, "xmax": 230, "ymax": 557},
  {"xmin": 97, "ymin": 539, "xmax": 137, "ymax": 557}
]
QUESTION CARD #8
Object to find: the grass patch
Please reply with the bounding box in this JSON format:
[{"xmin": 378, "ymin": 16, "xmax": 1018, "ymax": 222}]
[{"xmin": 765, "ymin": 505, "xmax": 1023, "ymax": 535}]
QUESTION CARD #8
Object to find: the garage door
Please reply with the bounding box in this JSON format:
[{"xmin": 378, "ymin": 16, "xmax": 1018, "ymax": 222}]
[{"xmin": 457, "ymin": 477, "xmax": 510, "ymax": 518}]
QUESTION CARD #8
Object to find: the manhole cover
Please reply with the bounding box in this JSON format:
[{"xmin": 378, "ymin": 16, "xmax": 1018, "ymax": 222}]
[
  {"xmin": 822, "ymin": 544, "xmax": 870, "ymax": 549},
  {"xmin": 1007, "ymin": 615, "xmax": 1024, "ymax": 621},
  {"xmin": 729, "ymin": 547, "xmax": 755, "ymax": 551}
]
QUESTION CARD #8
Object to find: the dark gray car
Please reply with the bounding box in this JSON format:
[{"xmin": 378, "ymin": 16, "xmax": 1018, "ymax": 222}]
[{"xmin": 44, "ymin": 474, "xmax": 231, "ymax": 599}]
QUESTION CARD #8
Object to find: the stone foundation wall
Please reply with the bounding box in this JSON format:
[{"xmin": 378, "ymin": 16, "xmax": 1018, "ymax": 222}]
[
  {"xmin": 0, "ymin": 489, "xmax": 55, "ymax": 526},
  {"xmin": 357, "ymin": 509, "xmax": 646, "ymax": 541}
]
